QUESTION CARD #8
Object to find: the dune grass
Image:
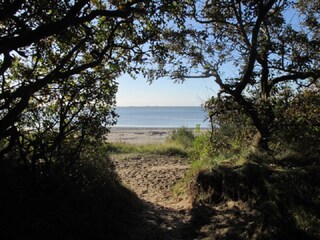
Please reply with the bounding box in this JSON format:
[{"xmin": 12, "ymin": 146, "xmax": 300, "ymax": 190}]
[
  {"xmin": 107, "ymin": 127, "xmax": 198, "ymax": 157},
  {"xmin": 107, "ymin": 142, "xmax": 189, "ymax": 157}
]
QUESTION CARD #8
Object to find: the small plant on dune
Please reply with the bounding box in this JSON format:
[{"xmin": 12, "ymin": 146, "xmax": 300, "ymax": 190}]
[
  {"xmin": 188, "ymin": 123, "xmax": 252, "ymax": 173},
  {"xmin": 167, "ymin": 127, "xmax": 195, "ymax": 149}
]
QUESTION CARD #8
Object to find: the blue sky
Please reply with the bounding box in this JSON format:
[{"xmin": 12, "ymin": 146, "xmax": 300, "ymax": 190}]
[{"xmin": 116, "ymin": 74, "xmax": 218, "ymax": 106}]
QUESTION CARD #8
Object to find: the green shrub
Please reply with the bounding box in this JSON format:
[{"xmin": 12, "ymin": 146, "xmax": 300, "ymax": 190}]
[
  {"xmin": 189, "ymin": 125, "xmax": 251, "ymax": 172},
  {"xmin": 167, "ymin": 127, "xmax": 195, "ymax": 149}
]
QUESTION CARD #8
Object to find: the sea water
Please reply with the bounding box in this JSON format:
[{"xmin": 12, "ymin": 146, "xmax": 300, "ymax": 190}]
[{"xmin": 115, "ymin": 106, "xmax": 209, "ymax": 128}]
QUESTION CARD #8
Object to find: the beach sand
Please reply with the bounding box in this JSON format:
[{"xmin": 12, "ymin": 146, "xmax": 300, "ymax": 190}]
[
  {"xmin": 107, "ymin": 127, "xmax": 209, "ymax": 145},
  {"xmin": 107, "ymin": 128, "xmax": 176, "ymax": 145}
]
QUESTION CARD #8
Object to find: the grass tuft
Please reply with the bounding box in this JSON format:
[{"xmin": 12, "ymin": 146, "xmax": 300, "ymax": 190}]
[{"xmin": 166, "ymin": 127, "xmax": 196, "ymax": 149}]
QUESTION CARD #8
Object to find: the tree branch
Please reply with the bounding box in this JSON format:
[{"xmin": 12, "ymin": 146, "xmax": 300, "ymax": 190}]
[
  {"xmin": 0, "ymin": 52, "xmax": 13, "ymax": 76},
  {"xmin": 0, "ymin": 0, "xmax": 143, "ymax": 54},
  {"xmin": 0, "ymin": 0, "xmax": 89, "ymax": 53},
  {"xmin": 235, "ymin": 0, "xmax": 277, "ymax": 94},
  {"xmin": 190, "ymin": 1, "xmax": 235, "ymax": 26},
  {"xmin": 0, "ymin": 0, "xmax": 23, "ymax": 21},
  {"xmin": 270, "ymin": 71, "xmax": 320, "ymax": 88},
  {"xmin": 232, "ymin": 2, "xmax": 251, "ymax": 48}
]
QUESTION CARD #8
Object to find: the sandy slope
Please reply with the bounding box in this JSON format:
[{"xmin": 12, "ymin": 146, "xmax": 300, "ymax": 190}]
[{"xmin": 111, "ymin": 153, "xmax": 192, "ymax": 239}]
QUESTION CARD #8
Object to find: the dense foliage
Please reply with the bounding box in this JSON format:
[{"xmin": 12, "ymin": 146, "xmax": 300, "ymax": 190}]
[{"xmin": 0, "ymin": 0, "xmax": 181, "ymax": 174}]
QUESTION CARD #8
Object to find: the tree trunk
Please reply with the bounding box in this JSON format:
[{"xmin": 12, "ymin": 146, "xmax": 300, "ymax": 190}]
[
  {"xmin": 251, "ymin": 131, "xmax": 270, "ymax": 153},
  {"xmin": 233, "ymin": 95, "xmax": 272, "ymax": 152}
]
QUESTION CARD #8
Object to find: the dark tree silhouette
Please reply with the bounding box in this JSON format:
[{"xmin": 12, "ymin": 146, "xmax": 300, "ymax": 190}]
[
  {"xmin": 0, "ymin": 0, "xmax": 176, "ymax": 169},
  {"xmin": 153, "ymin": 0, "xmax": 320, "ymax": 151}
]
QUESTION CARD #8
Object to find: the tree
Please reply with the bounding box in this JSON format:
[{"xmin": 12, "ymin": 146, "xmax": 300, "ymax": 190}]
[
  {"xmin": 154, "ymin": 0, "xmax": 320, "ymax": 151},
  {"xmin": 0, "ymin": 0, "xmax": 177, "ymax": 171}
]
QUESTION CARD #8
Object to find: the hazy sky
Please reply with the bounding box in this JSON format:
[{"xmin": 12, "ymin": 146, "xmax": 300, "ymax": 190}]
[{"xmin": 116, "ymin": 74, "xmax": 218, "ymax": 106}]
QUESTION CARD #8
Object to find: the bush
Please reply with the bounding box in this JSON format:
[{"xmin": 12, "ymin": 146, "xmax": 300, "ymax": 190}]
[
  {"xmin": 167, "ymin": 127, "xmax": 195, "ymax": 149},
  {"xmin": 272, "ymin": 89, "xmax": 320, "ymax": 159}
]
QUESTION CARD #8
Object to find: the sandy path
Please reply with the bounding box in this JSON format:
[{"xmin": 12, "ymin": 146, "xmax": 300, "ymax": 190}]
[
  {"xmin": 109, "ymin": 129, "xmax": 259, "ymax": 239},
  {"xmin": 111, "ymin": 153, "xmax": 192, "ymax": 239}
]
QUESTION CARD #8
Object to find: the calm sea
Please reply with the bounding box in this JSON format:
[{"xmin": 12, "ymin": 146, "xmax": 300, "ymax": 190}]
[{"xmin": 115, "ymin": 106, "xmax": 209, "ymax": 128}]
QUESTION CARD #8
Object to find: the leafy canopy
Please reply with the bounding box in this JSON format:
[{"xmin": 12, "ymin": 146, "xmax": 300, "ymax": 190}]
[
  {"xmin": 150, "ymin": 0, "xmax": 320, "ymax": 151},
  {"xmin": 0, "ymin": 0, "xmax": 180, "ymax": 169}
]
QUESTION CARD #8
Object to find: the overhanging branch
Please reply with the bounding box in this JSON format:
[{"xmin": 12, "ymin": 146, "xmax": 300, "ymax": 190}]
[
  {"xmin": 270, "ymin": 71, "xmax": 320, "ymax": 88},
  {"xmin": 0, "ymin": 0, "xmax": 144, "ymax": 54},
  {"xmin": 235, "ymin": 0, "xmax": 277, "ymax": 95}
]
